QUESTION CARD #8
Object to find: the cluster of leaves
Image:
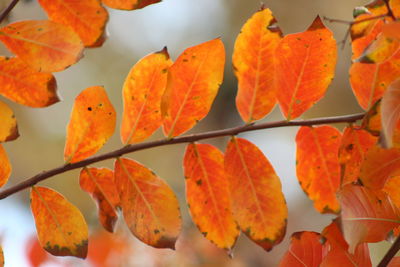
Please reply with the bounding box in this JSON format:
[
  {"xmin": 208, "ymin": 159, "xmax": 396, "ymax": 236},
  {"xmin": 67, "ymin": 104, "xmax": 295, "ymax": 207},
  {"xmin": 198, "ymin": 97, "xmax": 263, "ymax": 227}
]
[{"xmin": 2, "ymin": 0, "xmax": 400, "ymax": 266}]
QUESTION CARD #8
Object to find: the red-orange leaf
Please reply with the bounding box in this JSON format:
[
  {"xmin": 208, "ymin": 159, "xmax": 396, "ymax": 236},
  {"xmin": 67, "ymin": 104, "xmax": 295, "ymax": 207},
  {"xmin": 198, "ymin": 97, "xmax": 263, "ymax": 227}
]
[
  {"xmin": 0, "ymin": 245, "xmax": 3, "ymax": 267},
  {"xmin": 0, "ymin": 145, "xmax": 11, "ymax": 188},
  {"xmin": 339, "ymin": 184, "xmax": 400, "ymax": 253},
  {"xmin": 0, "ymin": 20, "xmax": 83, "ymax": 72},
  {"xmin": 102, "ymin": 0, "xmax": 161, "ymax": 10},
  {"xmin": 0, "ymin": 56, "xmax": 58, "ymax": 107},
  {"xmin": 0, "ymin": 100, "xmax": 18, "ymax": 142},
  {"xmin": 224, "ymin": 137, "xmax": 287, "ymax": 251},
  {"xmin": 26, "ymin": 236, "xmax": 51, "ymax": 267},
  {"xmin": 383, "ymin": 176, "xmax": 400, "ymax": 209},
  {"xmin": 388, "ymin": 257, "xmax": 400, "ymax": 267},
  {"xmin": 232, "ymin": 7, "xmax": 282, "ymax": 122},
  {"xmin": 351, "ymin": 18, "xmax": 384, "ymax": 60},
  {"xmin": 381, "ymin": 79, "xmax": 400, "ymax": 148},
  {"xmin": 162, "ymin": 38, "xmax": 225, "ymax": 138},
  {"xmin": 38, "ymin": 0, "xmax": 108, "ymax": 47},
  {"xmin": 79, "ymin": 167, "xmax": 120, "ymax": 233},
  {"xmin": 64, "ymin": 86, "xmax": 116, "ymax": 163},
  {"xmin": 356, "ymin": 32, "xmax": 400, "ymax": 64},
  {"xmin": 275, "ymin": 16, "xmax": 337, "ymax": 120},
  {"xmin": 30, "ymin": 186, "xmax": 89, "ymax": 258},
  {"xmin": 183, "ymin": 143, "xmax": 239, "ymax": 251},
  {"xmin": 121, "ymin": 48, "xmax": 172, "ymax": 144},
  {"xmin": 279, "ymin": 231, "xmax": 327, "ymax": 267},
  {"xmin": 296, "ymin": 126, "xmax": 342, "ymax": 213},
  {"xmin": 351, "ymin": 2, "xmax": 386, "ymax": 43},
  {"xmin": 114, "ymin": 158, "xmax": 181, "ymax": 249}
]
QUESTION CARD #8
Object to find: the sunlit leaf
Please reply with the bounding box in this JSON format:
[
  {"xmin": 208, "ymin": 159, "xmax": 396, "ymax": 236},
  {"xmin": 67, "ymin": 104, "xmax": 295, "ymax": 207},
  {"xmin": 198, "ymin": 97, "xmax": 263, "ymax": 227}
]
[
  {"xmin": 0, "ymin": 20, "xmax": 83, "ymax": 72},
  {"xmin": 275, "ymin": 16, "xmax": 337, "ymax": 120},
  {"xmin": 64, "ymin": 86, "xmax": 116, "ymax": 163},
  {"xmin": 114, "ymin": 158, "xmax": 181, "ymax": 249},
  {"xmin": 0, "ymin": 145, "xmax": 11, "ymax": 188},
  {"xmin": 183, "ymin": 143, "xmax": 239, "ymax": 251},
  {"xmin": 224, "ymin": 137, "xmax": 287, "ymax": 251},
  {"xmin": 382, "ymin": 21, "xmax": 400, "ymax": 40},
  {"xmin": 361, "ymin": 99, "xmax": 382, "ymax": 135},
  {"xmin": 79, "ymin": 168, "xmax": 120, "ymax": 233},
  {"xmin": 351, "ymin": 18, "xmax": 384, "ymax": 59},
  {"xmin": 339, "ymin": 184, "xmax": 400, "ymax": 253},
  {"xmin": 121, "ymin": 48, "xmax": 172, "ymax": 144},
  {"xmin": 162, "ymin": 38, "xmax": 225, "ymax": 138},
  {"xmin": 390, "ymin": 0, "xmax": 400, "ymax": 18},
  {"xmin": 30, "ymin": 186, "xmax": 89, "ymax": 258},
  {"xmin": 384, "ymin": 176, "xmax": 400, "ymax": 209},
  {"xmin": 381, "ymin": 79, "xmax": 400, "ymax": 148},
  {"xmin": 102, "ymin": 0, "xmax": 161, "ymax": 10},
  {"xmin": 232, "ymin": 7, "xmax": 282, "ymax": 122},
  {"xmin": 279, "ymin": 231, "xmax": 327, "ymax": 267},
  {"xmin": 0, "ymin": 100, "xmax": 18, "ymax": 142},
  {"xmin": 355, "ymin": 32, "xmax": 400, "ymax": 64},
  {"xmin": 38, "ymin": 0, "xmax": 108, "ymax": 47},
  {"xmin": 296, "ymin": 126, "xmax": 342, "ymax": 213}
]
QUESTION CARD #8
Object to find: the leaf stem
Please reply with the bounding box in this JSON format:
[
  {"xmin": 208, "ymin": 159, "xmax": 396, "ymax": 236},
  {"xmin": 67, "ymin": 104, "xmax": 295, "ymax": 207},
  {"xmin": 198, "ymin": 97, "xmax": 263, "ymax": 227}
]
[
  {"xmin": 0, "ymin": 112, "xmax": 365, "ymax": 200},
  {"xmin": 0, "ymin": 0, "xmax": 20, "ymax": 23},
  {"xmin": 378, "ymin": 235, "xmax": 400, "ymax": 267}
]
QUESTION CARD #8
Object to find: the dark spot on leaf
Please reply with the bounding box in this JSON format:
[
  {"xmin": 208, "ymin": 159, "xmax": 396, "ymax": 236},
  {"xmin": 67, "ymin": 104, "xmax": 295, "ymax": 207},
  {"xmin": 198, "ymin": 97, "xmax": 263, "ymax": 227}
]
[
  {"xmin": 196, "ymin": 179, "xmax": 202, "ymax": 186},
  {"xmin": 162, "ymin": 68, "xmax": 167, "ymax": 73},
  {"xmin": 88, "ymin": 107, "xmax": 92, "ymax": 111},
  {"xmin": 108, "ymin": 112, "xmax": 112, "ymax": 115},
  {"xmin": 154, "ymin": 229, "xmax": 160, "ymax": 234},
  {"xmin": 38, "ymin": 28, "xmax": 43, "ymax": 31},
  {"xmin": 183, "ymin": 59, "xmax": 188, "ymax": 62},
  {"xmin": 202, "ymin": 232, "xmax": 208, "ymax": 237},
  {"xmin": 98, "ymin": 103, "xmax": 103, "ymax": 107}
]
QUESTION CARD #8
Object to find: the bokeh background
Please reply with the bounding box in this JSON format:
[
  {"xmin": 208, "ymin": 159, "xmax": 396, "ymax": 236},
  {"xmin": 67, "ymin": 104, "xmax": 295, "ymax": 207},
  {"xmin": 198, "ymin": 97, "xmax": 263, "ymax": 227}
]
[{"xmin": 0, "ymin": 0, "xmax": 392, "ymax": 266}]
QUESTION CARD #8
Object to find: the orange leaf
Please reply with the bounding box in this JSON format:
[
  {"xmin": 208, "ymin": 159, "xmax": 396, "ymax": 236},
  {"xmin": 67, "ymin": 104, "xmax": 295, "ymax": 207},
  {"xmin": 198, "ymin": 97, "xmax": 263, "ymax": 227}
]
[
  {"xmin": 351, "ymin": 18, "xmax": 384, "ymax": 59},
  {"xmin": 384, "ymin": 176, "xmax": 400, "ymax": 209},
  {"xmin": 320, "ymin": 243, "xmax": 371, "ymax": 267},
  {"xmin": 296, "ymin": 126, "xmax": 342, "ymax": 213},
  {"xmin": 79, "ymin": 168, "xmax": 120, "ymax": 233},
  {"xmin": 114, "ymin": 158, "xmax": 181, "ymax": 249},
  {"xmin": 355, "ymin": 32, "xmax": 400, "ymax": 64},
  {"xmin": 0, "ymin": 246, "xmax": 3, "ymax": 267},
  {"xmin": 279, "ymin": 231, "xmax": 327, "ymax": 267},
  {"xmin": 0, "ymin": 20, "xmax": 83, "ymax": 72},
  {"xmin": 0, "ymin": 145, "xmax": 11, "ymax": 188},
  {"xmin": 232, "ymin": 7, "xmax": 282, "ymax": 122},
  {"xmin": 102, "ymin": 0, "xmax": 161, "ymax": 10},
  {"xmin": 361, "ymin": 99, "xmax": 382, "ymax": 135},
  {"xmin": 64, "ymin": 86, "xmax": 116, "ymax": 163},
  {"xmin": 339, "ymin": 126, "xmax": 377, "ymax": 185},
  {"xmin": 339, "ymin": 184, "xmax": 400, "ymax": 253},
  {"xmin": 322, "ymin": 218, "xmax": 348, "ymax": 250},
  {"xmin": 30, "ymin": 186, "xmax": 89, "ymax": 258},
  {"xmin": 162, "ymin": 38, "xmax": 225, "ymax": 138},
  {"xmin": 381, "ymin": 79, "xmax": 400, "ymax": 147},
  {"xmin": 0, "ymin": 56, "xmax": 58, "ymax": 107},
  {"xmin": 224, "ymin": 137, "xmax": 287, "ymax": 251},
  {"xmin": 388, "ymin": 257, "xmax": 400, "ymax": 267},
  {"xmin": 121, "ymin": 48, "xmax": 172, "ymax": 144},
  {"xmin": 390, "ymin": 0, "xmax": 400, "ymax": 18},
  {"xmin": 382, "ymin": 21, "xmax": 400, "ymax": 40},
  {"xmin": 275, "ymin": 16, "xmax": 337, "ymax": 120},
  {"xmin": 351, "ymin": 3, "xmax": 386, "ymax": 43},
  {"xmin": 0, "ymin": 100, "xmax": 18, "ymax": 142},
  {"xmin": 38, "ymin": 0, "xmax": 108, "ymax": 47},
  {"xmin": 183, "ymin": 143, "xmax": 239, "ymax": 251}
]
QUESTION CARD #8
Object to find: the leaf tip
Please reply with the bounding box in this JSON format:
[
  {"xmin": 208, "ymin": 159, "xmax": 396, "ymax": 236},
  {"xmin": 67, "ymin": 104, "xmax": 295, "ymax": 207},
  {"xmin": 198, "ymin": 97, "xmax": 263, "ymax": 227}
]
[{"xmin": 308, "ymin": 15, "xmax": 325, "ymax": 31}]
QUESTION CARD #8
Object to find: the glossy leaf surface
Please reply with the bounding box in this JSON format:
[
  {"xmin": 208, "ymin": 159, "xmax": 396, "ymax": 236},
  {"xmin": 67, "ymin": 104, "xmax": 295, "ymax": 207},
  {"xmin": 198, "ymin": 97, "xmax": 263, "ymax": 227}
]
[
  {"xmin": 162, "ymin": 38, "xmax": 225, "ymax": 137},
  {"xmin": 64, "ymin": 86, "xmax": 116, "ymax": 163},
  {"xmin": 275, "ymin": 16, "xmax": 337, "ymax": 120},
  {"xmin": 30, "ymin": 186, "xmax": 88, "ymax": 258},
  {"xmin": 121, "ymin": 48, "xmax": 172, "ymax": 144},
  {"xmin": 102, "ymin": 0, "xmax": 161, "ymax": 10},
  {"xmin": 183, "ymin": 143, "xmax": 239, "ymax": 250},
  {"xmin": 0, "ymin": 100, "xmax": 18, "ymax": 142},
  {"xmin": 232, "ymin": 7, "xmax": 282, "ymax": 122},
  {"xmin": 224, "ymin": 137, "xmax": 287, "ymax": 251},
  {"xmin": 114, "ymin": 158, "xmax": 181, "ymax": 249},
  {"xmin": 0, "ymin": 20, "xmax": 83, "ymax": 72},
  {"xmin": 79, "ymin": 168, "xmax": 120, "ymax": 233},
  {"xmin": 0, "ymin": 145, "xmax": 11, "ymax": 188},
  {"xmin": 296, "ymin": 126, "xmax": 342, "ymax": 213}
]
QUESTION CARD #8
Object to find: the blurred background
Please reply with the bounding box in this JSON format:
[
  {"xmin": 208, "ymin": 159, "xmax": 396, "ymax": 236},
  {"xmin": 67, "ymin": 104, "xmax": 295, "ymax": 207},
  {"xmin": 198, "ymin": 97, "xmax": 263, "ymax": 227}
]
[{"xmin": 0, "ymin": 0, "xmax": 390, "ymax": 266}]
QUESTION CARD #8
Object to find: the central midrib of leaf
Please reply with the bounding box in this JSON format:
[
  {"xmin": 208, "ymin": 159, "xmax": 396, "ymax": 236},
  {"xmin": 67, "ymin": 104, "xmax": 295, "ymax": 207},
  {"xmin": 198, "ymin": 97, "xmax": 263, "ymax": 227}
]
[
  {"xmin": 288, "ymin": 247, "xmax": 308, "ymax": 267},
  {"xmin": 84, "ymin": 167, "xmax": 115, "ymax": 212},
  {"xmin": 367, "ymin": 63, "xmax": 380, "ymax": 110},
  {"xmin": 54, "ymin": 0, "xmax": 98, "ymax": 31}
]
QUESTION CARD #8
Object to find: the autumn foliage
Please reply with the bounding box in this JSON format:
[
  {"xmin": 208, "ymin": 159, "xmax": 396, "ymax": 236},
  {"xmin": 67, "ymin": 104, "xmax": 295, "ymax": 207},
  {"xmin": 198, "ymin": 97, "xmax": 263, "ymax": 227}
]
[{"xmin": 2, "ymin": 0, "xmax": 400, "ymax": 266}]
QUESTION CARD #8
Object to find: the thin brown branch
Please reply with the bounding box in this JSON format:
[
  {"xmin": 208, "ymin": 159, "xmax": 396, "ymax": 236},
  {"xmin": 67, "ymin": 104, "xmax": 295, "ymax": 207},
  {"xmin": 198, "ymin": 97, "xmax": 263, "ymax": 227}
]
[
  {"xmin": 378, "ymin": 235, "xmax": 400, "ymax": 267},
  {"xmin": 383, "ymin": 0, "xmax": 397, "ymax": 21},
  {"xmin": 0, "ymin": 113, "xmax": 365, "ymax": 200},
  {"xmin": 0, "ymin": 0, "xmax": 20, "ymax": 23},
  {"xmin": 323, "ymin": 14, "xmax": 388, "ymax": 26}
]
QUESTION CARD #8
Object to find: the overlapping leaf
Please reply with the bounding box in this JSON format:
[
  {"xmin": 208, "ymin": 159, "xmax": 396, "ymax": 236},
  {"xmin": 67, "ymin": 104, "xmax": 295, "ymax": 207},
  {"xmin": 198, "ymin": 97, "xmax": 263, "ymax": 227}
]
[
  {"xmin": 224, "ymin": 137, "xmax": 287, "ymax": 251},
  {"xmin": 381, "ymin": 79, "xmax": 400, "ymax": 148},
  {"xmin": 275, "ymin": 16, "xmax": 337, "ymax": 120},
  {"xmin": 162, "ymin": 38, "xmax": 225, "ymax": 138},
  {"xmin": 389, "ymin": 257, "xmax": 400, "ymax": 267},
  {"xmin": 0, "ymin": 20, "xmax": 83, "ymax": 72},
  {"xmin": 30, "ymin": 186, "xmax": 89, "ymax": 258},
  {"xmin": 121, "ymin": 48, "xmax": 172, "ymax": 144},
  {"xmin": 102, "ymin": 0, "xmax": 161, "ymax": 10},
  {"xmin": 0, "ymin": 100, "xmax": 18, "ymax": 142},
  {"xmin": 114, "ymin": 158, "xmax": 181, "ymax": 249},
  {"xmin": 384, "ymin": 176, "xmax": 400, "ymax": 209},
  {"xmin": 0, "ymin": 145, "xmax": 11, "ymax": 188},
  {"xmin": 232, "ymin": 7, "xmax": 282, "ymax": 122},
  {"xmin": 38, "ymin": 0, "xmax": 108, "ymax": 47},
  {"xmin": 183, "ymin": 143, "xmax": 239, "ymax": 251},
  {"xmin": 296, "ymin": 126, "xmax": 342, "ymax": 213},
  {"xmin": 356, "ymin": 32, "xmax": 400, "ymax": 64},
  {"xmin": 79, "ymin": 168, "xmax": 120, "ymax": 233},
  {"xmin": 64, "ymin": 86, "xmax": 116, "ymax": 163}
]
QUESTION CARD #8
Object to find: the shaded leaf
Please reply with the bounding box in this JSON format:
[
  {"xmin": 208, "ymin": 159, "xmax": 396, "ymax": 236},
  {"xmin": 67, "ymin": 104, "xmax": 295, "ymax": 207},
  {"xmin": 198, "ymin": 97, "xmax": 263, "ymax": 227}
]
[
  {"xmin": 38, "ymin": 0, "xmax": 108, "ymax": 47},
  {"xmin": 102, "ymin": 0, "xmax": 161, "ymax": 10},
  {"xmin": 296, "ymin": 126, "xmax": 342, "ymax": 213},
  {"xmin": 0, "ymin": 145, "xmax": 11, "ymax": 188},
  {"xmin": 79, "ymin": 168, "xmax": 120, "ymax": 233},
  {"xmin": 0, "ymin": 56, "xmax": 58, "ymax": 107},
  {"xmin": 389, "ymin": 257, "xmax": 400, "ymax": 267},
  {"xmin": 275, "ymin": 16, "xmax": 337, "ymax": 120},
  {"xmin": 162, "ymin": 38, "xmax": 225, "ymax": 138},
  {"xmin": 30, "ymin": 186, "xmax": 88, "ymax": 258},
  {"xmin": 121, "ymin": 48, "xmax": 172, "ymax": 144},
  {"xmin": 114, "ymin": 158, "xmax": 181, "ymax": 249},
  {"xmin": 224, "ymin": 137, "xmax": 287, "ymax": 251},
  {"xmin": 183, "ymin": 143, "xmax": 239, "ymax": 251},
  {"xmin": 381, "ymin": 79, "xmax": 400, "ymax": 148},
  {"xmin": 232, "ymin": 7, "xmax": 282, "ymax": 122},
  {"xmin": 0, "ymin": 100, "xmax": 18, "ymax": 142},
  {"xmin": 0, "ymin": 20, "xmax": 83, "ymax": 72},
  {"xmin": 320, "ymin": 243, "xmax": 371, "ymax": 267},
  {"xmin": 64, "ymin": 86, "xmax": 116, "ymax": 163}
]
